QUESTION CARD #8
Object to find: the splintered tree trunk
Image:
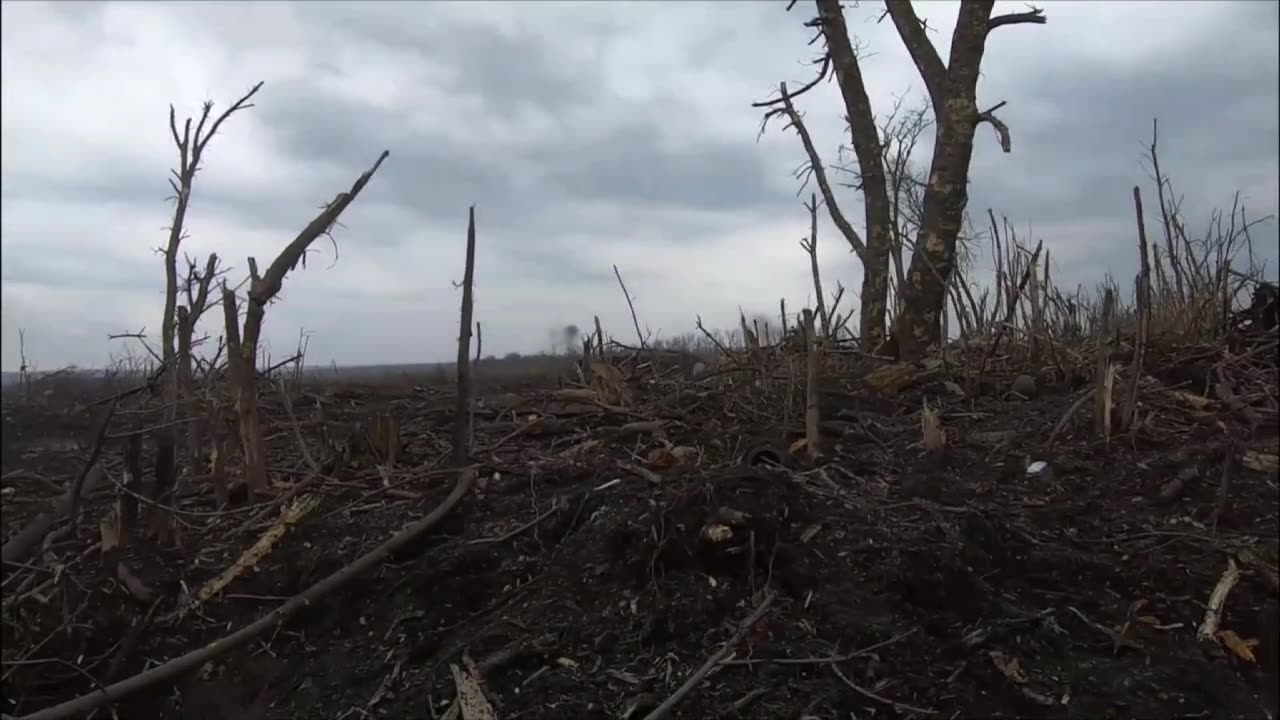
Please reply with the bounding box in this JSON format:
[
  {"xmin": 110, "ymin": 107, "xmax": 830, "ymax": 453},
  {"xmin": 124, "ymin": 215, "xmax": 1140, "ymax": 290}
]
[
  {"xmin": 453, "ymin": 206, "xmax": 478, "ymax": 465},
  {"xmin": 235, "ymin": 349, "xmax": 269, "ymax": 494},
  {"xmin": 176, "ymin": 306, "xmax": 202, "ymax": 468},
  {"xmin": 222, "ymin": 286, "xmax": 269, "ymax": 495},
  {"xmin": 224, "ymin": 150, "xmax": 389, "ymax": 497}
]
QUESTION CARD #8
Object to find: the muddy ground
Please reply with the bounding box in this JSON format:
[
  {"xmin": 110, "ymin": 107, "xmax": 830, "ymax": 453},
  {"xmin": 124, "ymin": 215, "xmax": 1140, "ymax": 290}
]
[{"xmin": 2, "ymin": 345, "xmax": 1278, "ymax": 720}]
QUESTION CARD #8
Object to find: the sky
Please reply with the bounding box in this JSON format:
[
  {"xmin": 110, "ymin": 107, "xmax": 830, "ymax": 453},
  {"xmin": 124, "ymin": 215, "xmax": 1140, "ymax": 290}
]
[{"xmin": 2, "ymin": 0, "xmax": 1277, "ymax": 371}]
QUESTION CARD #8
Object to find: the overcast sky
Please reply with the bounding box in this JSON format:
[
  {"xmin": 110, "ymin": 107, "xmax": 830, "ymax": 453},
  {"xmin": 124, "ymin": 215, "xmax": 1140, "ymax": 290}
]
[{"xmin": 2, "ymin": 1, "xmax": 1276, "ymax": 371}]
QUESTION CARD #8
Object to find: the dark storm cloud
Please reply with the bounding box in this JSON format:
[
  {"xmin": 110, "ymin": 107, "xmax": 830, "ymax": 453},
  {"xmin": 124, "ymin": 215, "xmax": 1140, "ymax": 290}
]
[
  {"xmin": 316, "ymin": 7, "xmax": 603, "ymax": 119},
  {"xmin": 255, "ymin": 81, "xmax": 788, "ymax": 236}
]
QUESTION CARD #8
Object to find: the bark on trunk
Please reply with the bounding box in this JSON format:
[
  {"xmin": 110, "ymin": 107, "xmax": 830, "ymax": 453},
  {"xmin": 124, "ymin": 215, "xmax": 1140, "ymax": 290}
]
[
  {"xmin": 896, "ymin": 2, "xmax": 993, "ymax": 355},
  {"xmin": 816, "ymin": 0, "xmax": 893, "ymax": 350}
]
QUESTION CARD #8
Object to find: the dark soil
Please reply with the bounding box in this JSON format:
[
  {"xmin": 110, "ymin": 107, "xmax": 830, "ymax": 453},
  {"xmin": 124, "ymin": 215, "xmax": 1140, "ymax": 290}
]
[{"xmin": 2, "ymin": 346, "xmax": 1277, "ymax": 720}]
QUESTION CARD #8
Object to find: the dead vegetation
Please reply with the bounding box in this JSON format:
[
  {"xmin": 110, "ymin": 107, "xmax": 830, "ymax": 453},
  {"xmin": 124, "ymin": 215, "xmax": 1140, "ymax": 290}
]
[{"xmin": 2, "ymin": 2, "xmax": 1278, "ymax": 719}]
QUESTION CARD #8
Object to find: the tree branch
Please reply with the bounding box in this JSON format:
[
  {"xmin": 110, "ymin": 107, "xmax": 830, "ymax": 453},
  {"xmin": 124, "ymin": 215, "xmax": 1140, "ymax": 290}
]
[
  {"xmin": 988, "ymin": 7, "xmax": 1046, "ymax": 31},
  {"xmin": 193, "ymin": 82, "xmax": 264, "ymax": 158},
  {"xmin": 883, "ymin": 2, "xmax": 948, "ymax": 120},
  {"xmin": 977, "ymin": 100, "xmax": 1013, "ymax": 153},
  {"xmin": 751, "ymin": 55, "xmax": 831, "ymax": 110},
  {"xmin": 772, "ymin": 82, "xmax": 867, "ymax": 259},
  {"xmin": 248, "ymin": 151, "xmax": 390, "ymax": 312}
]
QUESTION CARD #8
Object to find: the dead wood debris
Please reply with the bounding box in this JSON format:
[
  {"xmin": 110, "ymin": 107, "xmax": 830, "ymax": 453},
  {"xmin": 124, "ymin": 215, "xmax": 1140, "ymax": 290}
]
[{"xmin": 1, "ymin": 324, "xmax": 1276, "ymax": 720}]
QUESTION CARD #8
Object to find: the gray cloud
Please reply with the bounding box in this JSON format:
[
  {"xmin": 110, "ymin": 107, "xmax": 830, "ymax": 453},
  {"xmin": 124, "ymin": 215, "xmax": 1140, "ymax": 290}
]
[{"xmin": 2, "ymin": 0, "xmax": 1276, "ymax": 370}]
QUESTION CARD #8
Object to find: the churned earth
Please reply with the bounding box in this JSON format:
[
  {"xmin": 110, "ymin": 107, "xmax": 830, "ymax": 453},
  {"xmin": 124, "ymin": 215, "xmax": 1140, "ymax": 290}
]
[{"xmin": 2, "ymin": 342, "xmax": 1277, "ymax": 720}]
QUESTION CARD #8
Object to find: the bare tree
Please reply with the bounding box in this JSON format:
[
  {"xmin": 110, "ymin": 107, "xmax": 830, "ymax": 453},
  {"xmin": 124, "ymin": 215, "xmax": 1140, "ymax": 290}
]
[
  {"xmin": 159, "ymin": 81, "xmax": 263, "ymax": 500},
  {"xmin": 759, "ymin": 0, "xmax": 1046, "ymax": 358},
  {"xmin": 799, "ymin": 194, "xmax": 831, "ymax": 337}
]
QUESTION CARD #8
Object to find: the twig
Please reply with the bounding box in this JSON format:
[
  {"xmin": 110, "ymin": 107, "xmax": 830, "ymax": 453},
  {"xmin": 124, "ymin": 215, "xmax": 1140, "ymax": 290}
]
[
  {"xmin": 275, "ymin": 379, "xmax": 319, "ymax": 473},
  {"xmin": 831, "ymin": 662, "xmax": 938, "ymax": 715},
  {"xmin": 721, "ymin": 628, "xmax": 916, "ymax": 666},
  {"xmin": 641, "ymin": 591, "xmax": 775, "ymax": 720},
  {"xmin": 613, "ymin": 264, "xmax": 648, "ymax": 352},
  {"xmin": 979, "ymin": 239, "xmax": 1043, "ymax": 374},
  {"xmin": 466, "ymin": 502, "xmax": 561, "ymax": 545},
  {"xmin": 67, "ymin": 400, "xmax": 117, "ymax": 531}
]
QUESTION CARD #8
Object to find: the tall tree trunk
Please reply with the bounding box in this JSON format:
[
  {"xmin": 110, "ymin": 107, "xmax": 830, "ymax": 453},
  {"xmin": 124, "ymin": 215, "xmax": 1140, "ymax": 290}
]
[
  {"xmin": 896, "ymin": 3, "xmax": 991, "ymax": 353},
  {"xmin": 888, "ymin": 1, "xmax": 1045, "ymax": 356},
  {"xmin": 816, "ymin": 0, "xmax": 893, "ymax": 350}
]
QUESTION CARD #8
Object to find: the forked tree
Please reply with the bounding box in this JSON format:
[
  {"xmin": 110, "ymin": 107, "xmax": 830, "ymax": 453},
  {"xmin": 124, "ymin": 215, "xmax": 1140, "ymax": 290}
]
[
  {"xmin": 759, "ymin": 0, "xmax": 1046, "ymax": 358},
  {"xmin": 158, "ymin": 82, "xmax": 263, "ymax": 502}
]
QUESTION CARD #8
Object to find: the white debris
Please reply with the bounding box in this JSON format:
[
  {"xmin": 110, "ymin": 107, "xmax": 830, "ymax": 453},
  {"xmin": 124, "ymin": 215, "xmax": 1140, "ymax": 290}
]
[{"xmin": 1026, "ymin": 460, "xmax": 1051, "ymax": 480}]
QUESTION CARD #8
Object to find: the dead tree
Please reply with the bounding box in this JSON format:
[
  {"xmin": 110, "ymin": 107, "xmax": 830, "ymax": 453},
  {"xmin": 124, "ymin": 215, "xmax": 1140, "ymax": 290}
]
[
  {"xmin": 758, "ymin": 0, "xmax": 1045, "ymax": 358},
  {"xmin": 799, "ymin": 194, "xmax": 831, "ymax": 337},
  {"xmin": 223, "ymin": 151, "xmax": 390, "ymax": 495},
  {"xmin": 160, "ymin": 81, "xmax": 263, "ymax": 502},
  {"xmin": 453, "ymin": 207, "xmax": 479, "ymax": 465}
]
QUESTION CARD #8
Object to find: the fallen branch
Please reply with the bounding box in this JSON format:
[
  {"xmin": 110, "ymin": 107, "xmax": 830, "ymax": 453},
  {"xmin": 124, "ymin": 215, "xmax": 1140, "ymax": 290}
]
[
  {"xmin": 641, "ymin": 590, "xmax": 775, "ymax": 720},
  {"xmin": 2, "ymin": 401, "xmax": 115, "ymax": 565},
  {"xmin": 1197, "ymin": 557, "xmax": 1240, "ymax": 641},
  {"xmin": 721, "ymin": 628, "xmax": 916, "ymax": 666},
  {"xmin": 466, "ymin": 501, "xmax": 562, "ymax": 545},
  {"xmin": 11, "ymin": 467, "xmax": 477, "ymax": 720},
  {"xmin": 831, "ymin": 662, "xmax": 938, "ymax": 716}
]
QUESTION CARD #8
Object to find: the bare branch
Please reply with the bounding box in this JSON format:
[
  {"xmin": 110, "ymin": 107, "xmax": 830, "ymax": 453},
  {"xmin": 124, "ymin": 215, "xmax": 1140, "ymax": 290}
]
[
  {"xmin": 248, "ymin": 151, "xmax": 390, "ymax": 311},
  {"xmin": 884, "ymin": 2, "xmax": 948, "ymax": 119},
  {"xmin": 192, "ymin": 82, "xmax": 264, "ymax": 157},
  {"xmin": 771, "ymin": 82, "xmax": 867, "ymax": 259},
  {"xmin": 988, "ymin": 6, "xmax": 1046, "ymax": 31},
  {"xmin": 751, "ymin": 55, "xmax": 832, "ymax": 110},
  {"xmin": 977, "ymin": 100, "xmax": 1013, "ymax": 153}
]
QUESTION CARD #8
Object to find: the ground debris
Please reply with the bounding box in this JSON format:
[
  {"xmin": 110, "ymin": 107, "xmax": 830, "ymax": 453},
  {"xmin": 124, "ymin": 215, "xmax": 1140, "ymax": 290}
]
[{"xmin": 2, "ymin": 337, "xmax": 1277, "ymax": 720}]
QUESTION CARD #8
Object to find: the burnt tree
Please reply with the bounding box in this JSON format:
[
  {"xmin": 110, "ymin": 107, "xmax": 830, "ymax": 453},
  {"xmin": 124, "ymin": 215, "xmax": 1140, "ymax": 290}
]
[
  {"xmin": 160, "ymin": 82, "xmax": 262, "ymax": 497},
  {"xmin": 759, "ymin": 0, "xmax": 1045, "ymax": 358},
  {"xmin": 224, "ymin": 151, "xmax": 390, "ymax": 495}
]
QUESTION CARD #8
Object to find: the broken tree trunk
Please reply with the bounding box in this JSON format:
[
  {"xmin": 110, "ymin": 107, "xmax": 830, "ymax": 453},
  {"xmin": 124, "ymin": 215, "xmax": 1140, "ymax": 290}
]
[
  {"xmin": 800, "ymin": 194, "xmax": 831, "ymax": 338},
  {"xmin": 453, "ymin": 206, "xmax": 478, "ymax": 465},
  {"xmin": 227, "ymin": 150, "xmax": 390, "ymax": 496}
]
